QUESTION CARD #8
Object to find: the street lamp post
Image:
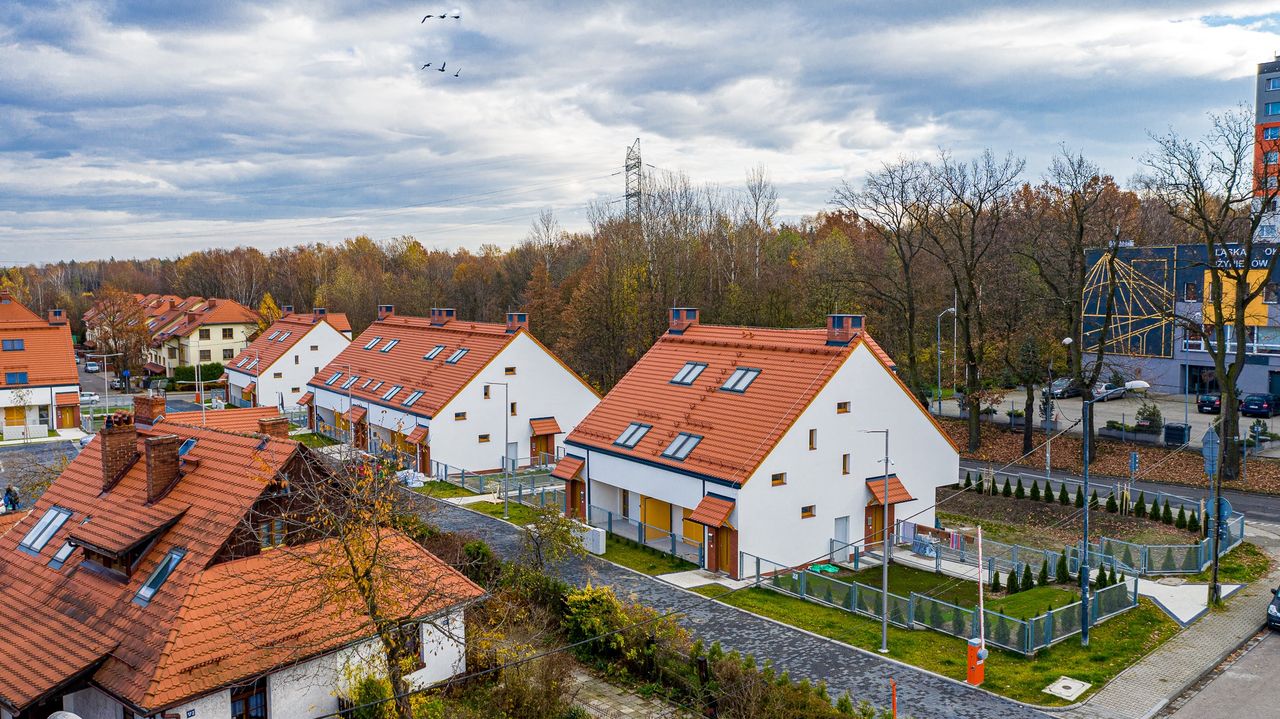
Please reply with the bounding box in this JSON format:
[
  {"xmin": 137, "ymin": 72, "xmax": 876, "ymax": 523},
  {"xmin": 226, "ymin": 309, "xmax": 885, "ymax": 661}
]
[
  {"xmin": 487, "ymin": 382, "xmax": 511, "ymax": 519},
  {"xmin": 1079, "ymin": 378, "xmax": 1151, "ymax": 646},
  {"xmin": 1202, "ymin": 426, "xmax": 1222, "ymax": 605},
  {"xmin": 863, "ymin": 429, "xmax": 892, "ymax": 654},
  {"xmin": 87, "ymin": 352, "xmax": 123, "ymax": 421},
  {"xmin": 936, "ymin": 308, "xmax": 956, "ymax": 415}
]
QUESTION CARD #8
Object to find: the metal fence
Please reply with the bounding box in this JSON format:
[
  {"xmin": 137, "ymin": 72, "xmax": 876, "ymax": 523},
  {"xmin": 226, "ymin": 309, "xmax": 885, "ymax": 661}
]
[
  {"xmin": 739, "ymin": 551, "xmax": 1138, "ymax": 656},
  {"xmin": 587, "ymin": 504, "xmax": 704, "ymax": 566},
  {"xmin": 431, "ymin": 461, "xmax": 495, "ymax": 494}
]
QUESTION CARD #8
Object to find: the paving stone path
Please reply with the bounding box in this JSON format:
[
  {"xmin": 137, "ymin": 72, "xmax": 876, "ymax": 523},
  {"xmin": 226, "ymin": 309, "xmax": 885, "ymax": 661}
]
[
  {"xmin": 409, "ymin": 493, "xmax": 1050, "ymax": 719},
  {"xmin": 571, "ymin": 669, "xmax": 692, "ymax": 718}
]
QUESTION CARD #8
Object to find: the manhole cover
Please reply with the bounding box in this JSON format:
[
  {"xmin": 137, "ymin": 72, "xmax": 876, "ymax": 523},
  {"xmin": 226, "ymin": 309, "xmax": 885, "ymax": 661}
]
[
  {"xmin": 1043, "ymin": 676, "xmax": 1091, "ymax": 701},
  {"xmin": 1156, "ymin": 577, "xmax": 1186, "ymax": 586}
]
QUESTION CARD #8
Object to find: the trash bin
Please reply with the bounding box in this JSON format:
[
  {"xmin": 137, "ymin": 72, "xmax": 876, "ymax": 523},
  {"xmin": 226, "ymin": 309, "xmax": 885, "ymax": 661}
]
[{"xmin": 1164, "ymin": 422, "xmax": 1190, "ymax": 447}]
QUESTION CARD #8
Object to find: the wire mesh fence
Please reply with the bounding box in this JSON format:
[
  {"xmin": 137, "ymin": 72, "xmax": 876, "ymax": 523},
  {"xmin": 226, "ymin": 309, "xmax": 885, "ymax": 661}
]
[{"xmin": 587, "ymin": 505, "xmax": 705, "ymax": 565}]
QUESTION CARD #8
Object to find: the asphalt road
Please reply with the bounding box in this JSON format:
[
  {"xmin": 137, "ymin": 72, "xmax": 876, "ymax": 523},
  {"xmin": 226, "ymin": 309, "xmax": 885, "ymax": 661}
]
[{"xmin": 1167, "ymin": 630, "xmax": 1280, "ymax": 718}]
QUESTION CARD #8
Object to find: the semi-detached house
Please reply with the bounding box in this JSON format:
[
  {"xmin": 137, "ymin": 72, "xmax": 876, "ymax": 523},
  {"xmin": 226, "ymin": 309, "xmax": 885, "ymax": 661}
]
[
  {"xmin": 225, "ymin": 307, "xmax": 352, "ymax": 410},
  {"xmin": 557, "ymin": 308, "xmax": 960, "ymax": 578},
  {"xmin": 0, "ymin": 290, "xmax": 80, "ymax": 440},
  {"xmin": 304, "ymin": 306, "xmax": 599, "ymax": 473}
]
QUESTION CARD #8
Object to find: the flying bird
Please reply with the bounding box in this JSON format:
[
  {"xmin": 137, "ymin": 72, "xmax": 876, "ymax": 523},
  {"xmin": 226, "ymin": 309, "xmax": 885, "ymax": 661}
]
[
  {"xmin": 450, "ymin": 12, "xmax": 461, "ymax": 18},
  {"xmin": 438, "ymin": 61, "xmax": 447, "ymax": 72},
  {"xmin": 421, "ymin": 14, "xmax": 433, "ymax": 22},
  {"xmin": 421, "ymin": 62, "xmax": 432, "ymax": 69},
  {"xmin": 454, "ymin": 68, "xmax": 461, "ymax": 77}
]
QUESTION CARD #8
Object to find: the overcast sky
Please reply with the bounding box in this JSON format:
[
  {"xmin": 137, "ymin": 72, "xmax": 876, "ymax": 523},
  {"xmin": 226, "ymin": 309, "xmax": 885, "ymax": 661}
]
[{"xmin": 2, "ymin": 1, "xmax": 1279, "ymax": 264}]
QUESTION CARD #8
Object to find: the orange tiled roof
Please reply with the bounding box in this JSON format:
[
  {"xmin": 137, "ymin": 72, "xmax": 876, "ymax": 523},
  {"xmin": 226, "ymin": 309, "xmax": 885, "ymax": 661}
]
[
  {"xmin": 56, "ymin": 391, "xmax": 79, "ymax": 406},
  {"xmin": 866, "ymin": 475, "xmax": 915, "ymax": 505},
  {"xmin": 346, "ymin": 405, "xmax": 367, "ymax": 424},
  {"xmin": 165, "ymin": 299, "xmax": 260, "ymax": 339},
  {"xmin": 0, "ymin": 422, "xmax": 300, "ymax": 711},
  {"xmin": 145, "ymin": 533, "xmax": 484, "ymax": 710},
  {"xmin": 160, "ymin": 407, "xmax": 286, "ymax": 434},
  {"xmin": 406, "ymin": 426, "xmax": 429, "ymax": 445},
  {"xmin": 297, "ymin": 391, "xmax": 314, "ymax": 406},
  {"xmin": 530, "ymin": 417, "xmax": 562, "ymax": 435},
  {"xmin": 687, "ymin": 495, "xmax": 734, "ymax": 527},
  {"xmin": 0, "ymin": 291, "xmax": 78, "ymax": 388},
  {"xmin": 0, "ymin": 510, "xmax": 27, "ymax": 538},
  {"xmin": 309, "ymin": 314, "xmax": 573, "ymax": 418},
  {"xmin": 551, "ymin": 455, "xmax": 583, "ymax": 480},
  {"xmin": 227, "ymin": 313, "xmax": 351, "ymax": 378},
  {"xmin": 565, "ymin": 323, "xmax": 872, "ymax": 486}
]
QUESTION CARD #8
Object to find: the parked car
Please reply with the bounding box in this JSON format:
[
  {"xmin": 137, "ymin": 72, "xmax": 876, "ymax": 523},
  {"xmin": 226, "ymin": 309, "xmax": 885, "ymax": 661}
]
[
  {"xmin": 1197, "ymin": 393, "xmax": 1222, "ymax": 414},
  {"xmin": 1242, "ymin": 393, "xmax": 1280, "ymax": 418},
  {"xmin": 1092, "ymin": 382, "xmax": 1128, "ymax": 402},
  {"xmin": 1047, "ymin": 378, "xmax": 1082, "ymax": 399},
  {"xmin": 84, "ymin": 361, "xmax": 101, "ymax": 373},
  {"xmin": 109, "ymin": 378, "xmax": 125, "ymax": 390},
  {"xmin": 79, "ymin": 391, "xmax": 100, "ymax": 405},
  {"xmin": 1270, "ymin": 587, "xmax": 1280, "ymax": 630}
]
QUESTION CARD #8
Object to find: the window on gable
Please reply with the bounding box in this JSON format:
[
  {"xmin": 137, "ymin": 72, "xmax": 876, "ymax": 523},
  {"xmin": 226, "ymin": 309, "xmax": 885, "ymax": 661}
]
[
  {"xmin": 615, "ymin": 423, "xmax": 650, "ymax": 448},
  {"xmin": 505, "ymin": 366, "xmax": 516, "ymax": 375},
  {"xmin": 258, "ymin": 519, "xmax": 285, "ymax": 549},
  {"xmin": 771, "ymin": 472, "xmax": 786, "ymax": 486},
  {"xmin": 48, "ymin": 541, "xmax": 75, "ymax": 570},
  {"xmin": 272, "ymin": 371, "xmax": 282, "ymax": 379},
  {"xmin": 380, "ymin": 339, "xmax": 399, "ymax": 352},
  {"xmin": 842, "ymin": 454, "xmax": 851, "ymax": 475},
  {"xmin": 836, "ymin": 401, "xmax": 850, "ymax": 414},
  {"xmin": 363, "ymin": 336, "xmax": 383, "ymax": 350},
  {"xmin": 19, "ymin": 506, "xmax": 72, "ymax": 554},
  {"xmin": 478, "ymin": 433, "xmax": 491, "ymax": 443},
  {"xmin": 483, "ymin": 385, "xmax": 490, "ymax": 399},
  {"xmin": 382, "ymin": 385, "xmax": 403, "ymax": 401},
  {"xmin": 424, "ymin": 345, "xmax": 445, "ymax": 360},
  {"xmin": 1, "ymin": 339, "xmax": 24, "ymax": 351},
  {"xmin": 134, "ymin": 548, "xmax": 186, "ymax": 606},
  {"xmin": 446, "ymin": 348, "xmax": 469, "ymax": 364},
  {"xmin": 324, "ymin": 371, "xmax": 342, "ymax": 386},
  {"xmin": 808, "ymin": 429, "xmax": 817, "ymax": 450},
  {"xmin": 455, "ymin": 411, "xmax": 467, "ymax": 420},
  {"xmin": 340, "ymin": 375, "xmax": 360, "ymax": 389},
  {"xmin": 801, "ymin": 505, "xmax": 816, "ymax": 518},
  {"xmin": 662, "ymin": 433, "xmax": 702, "ymax": 460},
  {"xmin": 720, "ymin": 367, "xmax": 761, "ymax": 393},
  {"xmin": 403, "ymin": 390, "xmax": 424, "ymax": 407},
  {"xmin": 671, "ymin": 362, "xmax": 707, "ymax": 385}
]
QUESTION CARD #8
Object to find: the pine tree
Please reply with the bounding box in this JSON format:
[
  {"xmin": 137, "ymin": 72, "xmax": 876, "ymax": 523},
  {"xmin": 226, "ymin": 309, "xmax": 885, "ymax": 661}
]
[
  {"xmin": 964, "ymin": 474, "xmax": 973, "ymax": 490},
  {"xmin": 1090, "ymin": 489, "xmax": 1099, "ymax": 509},
  {"xmin": 1002, "ymin": 478, "xmax": 1012, "ymax": 497},
  {"xmin": 1188, "ymin": 509, "xmax": 1201, "ymax": 535},
  {"xmin": 1030, "ymin": 481, "xmax": 1041, "ymax": 501},
  {"xmin": 1075, "ymin": 486, "xmax": 1085, "ymax": 508},
  {"xmin": 1162, "ymin": 499, "xmax": 1174, "ymax": 524},
  {"xmin": 1007, "ymin": 567, "xmax": 1020, "ymax": 594},
  {"xmin": 1134, "ymin": 492, "xmax": 1147, "ymax": 518},
  {"xmin": 1015, "ymin": 478, "xmax": 1026, "ymax": 499},
  {"xmin": 994, "ymin": 615, "xmax": 1011, "ymax": 645},
  {"xmin": 1175, "ymin": 506, "xmax": 1187, "ymax": 529},
  {"xmin": 1059, "ymin": 484, "xmax": 1070, "ymax": 505},
  {"xmin": 991, "ymin": 569, "xmax": 1002, "ymax": 593},
  {"xmin": 1022, "ymin": 563, "xmax": 1034, "ymax": 592},
  {"xmin": 1108, "ymin": 565, "xmax": 1118, "ymax": 586},
  {"xmin": 1038, "ymin": 559, "xmax": 1050, "ymax": 586},
  {"xmin": 1106, "ymin": 494, "xmax": 1119, "ymax": 513},
  {"xmin": 1056, "ymin": 553, "xmax": 1070, "ymax": 584},
  {"xmin": 975, "ymin": 476, "xmax": 984, "ymax": 494},
  {"xmin": 1093, "ymin": 566, "xmax": 1104, "ymax": 589},
  {"xmin": 1046, "ymin": 482, "xmax": 1056, "ymax": 503}
]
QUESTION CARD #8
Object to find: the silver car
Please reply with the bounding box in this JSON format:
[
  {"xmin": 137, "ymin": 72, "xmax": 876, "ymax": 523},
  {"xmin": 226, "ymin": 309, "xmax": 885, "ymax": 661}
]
[{"xmin": 1092, "ymin": 382, "xmax": 1127, "ymax": 402}]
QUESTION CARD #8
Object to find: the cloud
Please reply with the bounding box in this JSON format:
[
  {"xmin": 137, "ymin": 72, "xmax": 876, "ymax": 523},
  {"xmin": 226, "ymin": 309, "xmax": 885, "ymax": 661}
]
[{"xmin": 0, "ymin": 0, "xmax": 1278, "ymax": 262}]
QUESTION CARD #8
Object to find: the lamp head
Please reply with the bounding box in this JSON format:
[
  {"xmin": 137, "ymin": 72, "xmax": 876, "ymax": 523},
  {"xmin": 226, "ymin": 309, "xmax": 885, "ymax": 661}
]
[
  {"xmin": 1123, "ymin": 380, "xmax": 1151, "ymax": 391},
  {"xmin": 1061, "ymin": 337, "xmax": 1073, "ymax": 346}
]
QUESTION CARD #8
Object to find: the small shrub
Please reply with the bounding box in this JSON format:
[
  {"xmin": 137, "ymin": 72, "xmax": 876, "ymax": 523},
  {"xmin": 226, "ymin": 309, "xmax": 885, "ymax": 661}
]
[
  {"xmin": 1122, "ymin": 545, "xmax": 1135, "ymax": 569},
  {"xmin": 1056, "ymin": 553, "xmax": 1070, "ymax": 584},
  {"xmin": 1188, "ymin": 510, "xmax": 1201, "ymax": 535},
  {"xmin": 1022, "ymin": 563, "xmax": 1034, "ymax": 591},
  {"xmin": 975, "ymin": 477, "xmax": 984, "ymax": 494},
  {"xmin": 1015, "ymin": 478, "xmax": 1026, "ymax": 499},
  {"xmin": 993, "ymin": 615, "xmax": 1011, "ymax": 646},
  {"xmin": 964, "ymin": 474, "xmax": 973, "ymax": 490},
  {"xmin": 1059, "ymin": 484, "xmax": 1070, "ymax": 505},
  {"xmin": 929, "ymin": 598, "xmax": 944, "ymax": 628},
  {"xmin": 1006, "ymin": 568, "xmax": 1020, "ymax": 594},
  {"xmin": 1162, "ymin": 499, "xmax": 1174, "ymax": 525},
  {"xmin": 1108, "ymin": 565, "xmax": 1118, "ymax": 586},
  {"xmin": 1090, "ymin": 489, "xmax": 1099, "ymax": 509},
  {"xmin": 1161, "ymin": 547, "xmax": 1176, "ymax": 571},
  {"xmin": 349, "ymin": 675, "xmax": 393, "ymax": 719},
  {"xmin": 1075, "ymin": 486, "xmax": 1084, "ymax": 508},
  {"xmin": 1045, "ymin": 482, "xmax": 1056, "ymax": 503},
  {"xmin": 1030, "ymin": 481, "xmax": 1041, "ymax": 502},
  {"xmin": 1134, "ymin": 492, "xmax": 1147, "ymax": 518},
  {"xmin": 951, "ymin": 606, "xmax": 967, "ymax": 635},
  {"xmin": 1106, "ymin": 494, "xmax": 1118, "ymax": 513},
  {"xmin": 1002, "ymin": 478, "xmax": 1012, "ymax": 498},
  {"xmin": 1175, "ymin": 506, "xmax": 1187, "ymax": 529},
  {"xmin": 991, "ymin": 570, "xmax": 1002, "ymax": 593},
  {"xmin": 1038, "ymin": 559, "xmax": 1049, "ymax": 587}
]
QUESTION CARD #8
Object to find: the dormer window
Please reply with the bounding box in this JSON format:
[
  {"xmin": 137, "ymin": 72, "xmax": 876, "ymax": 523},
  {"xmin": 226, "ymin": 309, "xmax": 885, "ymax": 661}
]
[
  {"xmin": 446, "ymin": 348, "xmax": 469, "ymax": 364},
  {"xmin": 380, "ymin": 339, "xmax": 399, "ymax": 352},
  {"xmin": 671, "ymin": 362, "xmax": 706, "ymax": 385},
  {"xmin": 615, "ymin": 423, "xmax": 650, "ymax": 448},
  {"xmin": 662, "ymin": 433, "xmax": 702, "ymax": 461},
  {"xmin": 363, "ymin": 336, "xmax": 383, "ymax": 350},
  {"xmin": 19, "ymin": 507, "xmax": 71, "ymax": 554},
  {"xmin": 424, "ymin": 345, "xmax": 445, "ymax": 360},
  {"xmin": 134, "ymin": 548, "xmax": 186, "ymax": 606},
  {"xmin": 721, "ymin": 368, "xmax": 761, "ymax": 393}
]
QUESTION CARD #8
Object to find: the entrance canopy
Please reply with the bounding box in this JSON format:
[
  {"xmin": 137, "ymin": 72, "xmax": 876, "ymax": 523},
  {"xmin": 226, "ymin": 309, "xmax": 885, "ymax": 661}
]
[
  {"xmin": 865, "ymin": 474, "xmax": 914, "ymax": 505},
  {"xmin": 551, "ymin": 455, "xmax": 584, "ymax": 481},
  {"xmin": 688, "ymin": 495, "xmax": 735, "ymax": 528}
]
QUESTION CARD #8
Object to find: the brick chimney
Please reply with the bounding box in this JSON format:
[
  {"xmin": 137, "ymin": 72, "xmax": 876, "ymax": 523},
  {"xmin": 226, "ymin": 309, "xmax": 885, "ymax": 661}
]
[
  {"xmin": 144, "ymin": 434, "xmax": 181, "ymax": 503},
  {"xmin": 505, "ymin": 312, "xmax": 529, "ymax": 334},
  {"xmin": 826, "ymin": 314, "xmax": 864, "ymax": 346},
  {"xmin": 206, "ymin": 298, "xmax": 218, "ymax": 309},
  {"xmin": 100, "ymin": 414, "xmax": 138, "ymax": 492},
  {"xmin": 377, "ymin": 304, "xmax": 396, "ymax": 320},
  {"xmin": 668, "ymin": 307, "xmax": 699, "ymax": 334},
  {"xmin": 169, "ymin": 298, "xmax": 179, "ymax": 310},
  {"xmin": 430, "ymin": 308, "xmax": 456, "ymax": 326},
  {"xmin": 257, "ymin": 416, "xmax": 290, "ymax": 439},
  {"xmin": 47, "ymin": 308, "xmax": 67, "ymax": 326},
  {"xmin": 133, "ymin": 393, "xmax": 167, "ymax": 427}
]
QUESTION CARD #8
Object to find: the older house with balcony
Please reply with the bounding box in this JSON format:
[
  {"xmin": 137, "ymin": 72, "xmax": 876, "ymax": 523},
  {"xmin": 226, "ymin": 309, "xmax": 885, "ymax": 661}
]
[
  {"xmin": 305, "ymin": 306, "xmax": 599, "ymax": 473},
  {"xmin": 0, "ymin": 290, "xmax": 80, "ymax": 440},
  {"xmin": 557, "ymin": 308, "xmax": 960, "ymax": 577},
  {"xmin": 0, "ymin": 396, "xmax": 484, "ymax": 719},
  {"xmin": 225, "ymin": 307, "xmax": 352, "ymax": 410}
]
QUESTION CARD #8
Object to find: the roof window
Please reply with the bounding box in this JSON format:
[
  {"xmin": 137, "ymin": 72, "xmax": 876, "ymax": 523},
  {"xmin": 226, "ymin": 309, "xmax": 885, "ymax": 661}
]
[
  {"xmin": 369, "ymin": 381, "xmax": 384, "ymax": 393},
  {"xmin": 359, "ymin": 378, "xmax": 374, "ymax": 389},
  {"xmin": 178, "ymin": 438, "xmax": 197, "ymax": 456},
  {"xmin": 363, "ymin": 336, "xmax": 383, "ymax": 350},
  {"xmin": 671, "ymin": 362, "xmax": 706, "ymax": 385},
  {"xmin": 380, "ymin": 339, "xmax": 399, "ymax": 352},
  {"xmin": 382, "ymin": 385, "xmax": 403, "ymax": 401},
  {"xmin": 19, "ymin": 507, "xmax": 72, "ymax": 554},
  {"xmin": 402, "ymin": 390, "xmax": 424, "ymax": 406},
  {"xmin": 278, "ymin": 331, "xmax": 291, "ymax": 342},
  {"xmin": 446, "ymin": 348, "xmax": 469, "ymax": 364},
  {"xmin": 721, "ymin": 367, "xmax": 761, "ymax": 393},
  {"xmin": 325, "ymin": 371, "xmax": 343, "ymax": 386},
  {"xmin": 340, "ymin": 375, "xmax": 360, "ymax": 389},
  {"xmin": 424, "ymin": 345, "xmax": 445, "ymax": 360},
  {"xmin": 662, "ymin": 433, "xmax": 702, "ymax": 461},
  {"xmin": 48, "ymin": 541, "xmax": 75, "ymax": 570},
  {"xmin": 134, "ymin": 548, "xmax": 186, "ymax": 606},
  {"xmin": 614, "ymin": 423, "xmax": 651, "ymax": 448},
  {"xmin": 267, "ymin": 331, "xmax": 280, "ymax": 340},
  {"xmin": 235, "ymin": 357, "xmax": 248, "ymax": 367},
  {"xmin": 1, "ymin": 339, "xmax": 24, "ymax": 351},
  {"xmin": 245, "ymin": 359, "xmax": 259, "ymax": 371}
]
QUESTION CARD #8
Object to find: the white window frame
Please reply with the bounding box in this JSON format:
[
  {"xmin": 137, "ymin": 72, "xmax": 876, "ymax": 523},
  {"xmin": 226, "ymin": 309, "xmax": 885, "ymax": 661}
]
[
  {"xmin": 382, "ymin": 385, "xmax": 403, "ymax": 401},
  {"xmin": 380, "ymin": 339, "xmax": 399, "ymax": 352},
  {"xmin": 19, "ymin": 507, "xmax": 72, "ymax": 554},
  {"xmin": 446, "ymin": 348, "xmax": 469, "ymax": 364}
]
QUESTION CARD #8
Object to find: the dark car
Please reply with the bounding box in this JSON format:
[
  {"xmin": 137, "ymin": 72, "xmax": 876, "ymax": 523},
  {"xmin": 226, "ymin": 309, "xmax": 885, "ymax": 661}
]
[
  {"xmin": 1047, "ymin": 378, "xmax": 1081, "ymax": 399},
  {"xmin": 1242, "ymin": 393, "xmax": 1280, "ymax": 418},
  {"xmin": 1269, "ymin": 587, "xmax": 1280, "ymax": 629},
  {"xmin": 1197, "ymin": 393, "xmax": 1222, "ymax": 414}
]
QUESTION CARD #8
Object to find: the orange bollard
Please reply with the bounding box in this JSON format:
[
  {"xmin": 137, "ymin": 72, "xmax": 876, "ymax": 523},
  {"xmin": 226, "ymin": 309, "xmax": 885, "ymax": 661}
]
[
  {"xmin": 966, "ymin": 637, "xmax": 987, "ymax": 686},
  {"xmin": 890, "ymin": 678, "xmax": 897, "ymax": 717}
]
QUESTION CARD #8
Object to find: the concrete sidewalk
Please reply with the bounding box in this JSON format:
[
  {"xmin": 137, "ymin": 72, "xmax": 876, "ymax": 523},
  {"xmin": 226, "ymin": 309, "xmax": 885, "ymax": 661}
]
[{"xmin": 1059, "ymin": 522, "xmax": 1280, "ymax": 719}]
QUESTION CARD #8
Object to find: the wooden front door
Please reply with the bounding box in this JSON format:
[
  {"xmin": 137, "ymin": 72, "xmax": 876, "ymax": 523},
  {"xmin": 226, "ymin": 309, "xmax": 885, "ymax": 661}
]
[
  {"xmin": 57, "ymin": 406, "xmax": 76, "ymax": 429},
  {"xmin": 864, "ymin": 503, "xmax": 896, "ymax": 548},
  {"xmin": 417, "ymin": 442, "xmax": 430, "ymax": 474},
  {"xmin": 354, "ymin": 421, "xmax": 368, "ymax": 451},
  {"xmin": 3, "ymin": 406, "xmax": 23, "ymax": 427},
  {"xmin": 531, "ymin": 433, "xmax": 553, "ymax": 461},
  {"xmin": 716, "ymin": 526, "xmax": 737, "ymax": 579},
  {"xmin": 565, "ymin": 478, "xmax": 586, "ymax": 520}
]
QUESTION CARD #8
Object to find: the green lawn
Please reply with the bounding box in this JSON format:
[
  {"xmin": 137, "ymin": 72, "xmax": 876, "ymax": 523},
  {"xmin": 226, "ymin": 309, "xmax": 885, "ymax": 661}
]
[
  {"xmin": 1177, "ymin": 542, "xmax": 1273, "ymax": 584},
  {"xmin": 293, "ymin": 432, "xmax": 339, "ymax": 448},
  {"xmin": 836, "ymin": 563, "xmax": 1080, "ymax": 616},
  {"xmin": 467, "ymin": 501, "xmax": 542, "ymax": 525},
  {"xmin": 412, "ymin": 481, "xmax": 478, "ymax": 499},
  {"xmin": 689, "ymin": 584, "xmax": 1178, "ymax": 706},
  {"xmin": 602, "ymin": 538, "xmax": 698, "ymax": 575}
]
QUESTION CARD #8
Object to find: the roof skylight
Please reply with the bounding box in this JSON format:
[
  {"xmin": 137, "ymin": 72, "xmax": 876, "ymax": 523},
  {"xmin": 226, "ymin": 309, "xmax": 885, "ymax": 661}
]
[
  {"xmin": 325, "ymin": 371, "xmax": 343, "ymax": 385},
  {"xmin": 380, "ymin": 339, "xmax": 399, "ymax": 352},
  {"xmin": 662, "ymin": 433, "xmax": 702, "ymax": 461},
  {"xmin": 134, "ymin": 547, "xmax": 186, "ymax": 606},
  {"xmin": 18, "ymin": 507, "xmax": 71, "ymax": 554},
  {"xmin": 424, "ymin": 345, "xmax": 445, "ymax": 360},
  {"xmin": 402, "ymin": 390, "xmax": 424, "ymax": 406},
  {"xmin": 178, "ymin": 438, "xmax": 197, "ymax": 456},
  {"xmin": 340, "ymin": 375, "xmax": 360, "ymax": 389},
  {"xmin": 267, "ymin": 331, "xmax": 280, "ymax": 340},
  {"xmin": 671, "ymin": 362, "xmax": 706, "ymax": 386},
  {"xmin": 446, "ymin": 348, "xmax": 469, "ymax": 364},
  {"xmin": 382, "ymin": 385, "xmax": 403, "ymax": 401},
  {"xmin": 720, "ymin": 367, "xmax": 761, "ymax": 393},
  {"xmin": 363, "ymin": 336, "xmax": 382, "ymax": 350},
  {"xmin": 278, "ymin": 331, "xmax": 291, "ymax": 342},
  {"xmin": 614, "ymin": 423, "xmax": 651, "ymax": 448}
]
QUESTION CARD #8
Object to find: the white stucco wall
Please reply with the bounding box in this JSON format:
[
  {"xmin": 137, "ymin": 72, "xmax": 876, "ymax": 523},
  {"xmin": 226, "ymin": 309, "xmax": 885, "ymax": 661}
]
[
  {"xmin": 166, "ymin": 686, "xmax": 231, "ymax": 719},
  {"xmin": 229, "ymin": 322, "xmax": 349, "ymax": 410},
  {"xmin": 734, "ymin": 343, "xmax": 958, "ymax": 569},
  {"xmin": 62, "ymin": 686, "xmax": 126, "ymax": 718},
  {"xmin": 580, "ymin": 448, "xmax": 738, "ymax": 527}
]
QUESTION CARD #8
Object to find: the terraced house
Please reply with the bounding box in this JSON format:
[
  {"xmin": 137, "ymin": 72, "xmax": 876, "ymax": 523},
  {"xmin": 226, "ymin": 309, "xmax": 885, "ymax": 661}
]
[
  {"xmin": 557, "ymin": 309, "xmax": 959, "ymax": 577},
  {"xmin": 85, "ymin": 294, "xmax": 261, "ymax": 379},
  {"xmin": 0, "ymin": 398, "xmax": 483, "ymax": 719},
  {"xmin": 225, "ymin": 306, "xmax": 352, "ymax": 410},
  {"xmin": 0, "ymin": 290, "xmax": 80, "ymax": 441},
  {"xmin": 304, "ymin": 306, "xmax": 599, "ymax": 473}
]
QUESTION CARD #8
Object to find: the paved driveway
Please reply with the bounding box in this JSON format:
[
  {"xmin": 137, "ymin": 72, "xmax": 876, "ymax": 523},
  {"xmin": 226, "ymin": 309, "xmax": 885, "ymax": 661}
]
[
  {"xmin": 1166, "ymin": 630, "xmax": 1280, "ymax": 718},
  {"xmin": 410, "ymin": 493, "xmax": 1049, "ymax": 719}
]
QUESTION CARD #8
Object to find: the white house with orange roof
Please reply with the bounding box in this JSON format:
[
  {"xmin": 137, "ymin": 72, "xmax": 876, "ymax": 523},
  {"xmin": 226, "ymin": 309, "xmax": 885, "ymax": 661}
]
[
  {"xmin": 305, "ymin": 306, "xmax": 599, "ymax": 473},
  {"xmin": 0, "ymin": 291, "xmax": 80, "ymax": 440},
  {"xmin": 558, "ymin": 308, "xmax": 959, "ymax": 578},
  {"xmin": 225, "ymin": 306, "xmax": 353, "ymax": 410}
]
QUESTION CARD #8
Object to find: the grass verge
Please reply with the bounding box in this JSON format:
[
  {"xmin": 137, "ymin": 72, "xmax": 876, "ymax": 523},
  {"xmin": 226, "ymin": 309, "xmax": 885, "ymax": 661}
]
[
  {"xmin": 412, "ymin": 481, "xmax": 479, "ymax": 499},
  {"xmin": 689, "ymin": 585, "xmax": 1178, "ymax": 706},
  {"xmin": 293, "ymin": 432, "xmax": 339, "ymax": 449},
  {"xmin": 1176, "ymin": 542, "xmax": 1273, "ymax": 584},
  {"xmin": 832, "ymin": 563, "xmax": 1079, "ymax": 616},
  {"xmin": 467, "ymin": 500, "xmax": 541, "ymax": 525},
  {"xmin": 602, "ymin": 538, "xmax": 698, "ymax": 575}
]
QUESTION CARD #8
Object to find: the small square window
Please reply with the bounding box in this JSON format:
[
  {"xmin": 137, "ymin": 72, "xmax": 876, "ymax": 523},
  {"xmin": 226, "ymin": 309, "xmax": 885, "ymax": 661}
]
[
  {"xmin": 1268, "ymin": 102, "xmax": 1280, "ymax": 116},
  {"xmin": 1265, "ymin": 151, "xmax": 1278, "ymax": 165},
  {"xmin": 808, "ymin": 429, "xmax": 817, "ymax": 450},
  {"xmin": 455, "ymin": 412, "xmax": 467, "ymax": 421},
  {"xmin": 836, "ymin": 401, "xmax": 850, "ymax": 414},
  {"xmin": 1183, "ymin": 282, "xmax": 1199, "ymax": 302},
  {"xmin": 771, "ymin": 472, "xmax": 786, "ymax": 486},
  {"xmin": 5, "ymin": 371, "xmax": 28, "ymax": 385},
  {"xmin": 842, "ymin": 454, "xmax": 850, "ymax": 475},
  {"xmin": 801, "ymin": 505, "xmax": 816, "ymax": 518},
  {"xmin": 310, "ymin": 345, "xmax": 319, "ymax": 351},
  {"xmin": 291, "ymin": 387, "xmax": 300, "ymax": 393},
  {"xmin": 222, "ymin": 348, "xmax": 234, "ymax": 360},
  {"xmin": 198, "ymin": 349, "xmax": 211, "ymax": 362},
  {"xmin": 478, "ymin": 434, "xmax": 491, "ymax": 443},
  {"xmin": 504, "ymin": 366, "xmax": 516, "ymax": 375},
  {"xmin": 198, "ymin": 328, "xmax": 210, "ymax": 340},
  {"xmin": 272, "ymin": 371, "xmax": 283, "ymax": 379},
  {"xmin": 1, "ymin": 339, "xmax": 24, "ymax": 351}
]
